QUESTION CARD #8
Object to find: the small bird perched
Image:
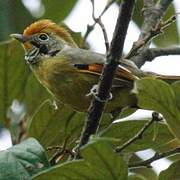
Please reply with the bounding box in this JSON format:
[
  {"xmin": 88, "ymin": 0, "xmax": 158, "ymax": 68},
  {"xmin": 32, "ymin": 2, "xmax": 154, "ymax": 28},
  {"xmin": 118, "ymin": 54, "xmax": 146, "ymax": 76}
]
[{"xmin": 10, "ymin": 19, "xmax": 180, "ymax": 113}]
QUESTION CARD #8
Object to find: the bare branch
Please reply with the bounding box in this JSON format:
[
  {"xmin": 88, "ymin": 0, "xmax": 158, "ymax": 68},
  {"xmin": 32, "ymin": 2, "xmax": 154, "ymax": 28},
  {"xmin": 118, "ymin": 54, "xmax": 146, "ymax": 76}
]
[
  {"xmin": 116, "ymin": 112, "xmax": 162, "ymax": 153},
  {"xmin": 75, "ymin": 0, "xmax": 135, "ymax": 158},
  {"xmin": 136, "ymin": 47, "xmax": 180, "ymax": 64},
  {"xmin": 129, "ymin": 147, "xmax": 180, "ymax": 168},
  {"xmin": 83, "ymin": 0, "xmax": 115, "ymax": 42},
  {"xmin": 129, "ymin": 0, "xmax": 173, "ymax": 67},
  {"xmin": 90, "ymin": 0, "xmax": 109, "ymax": 52}
]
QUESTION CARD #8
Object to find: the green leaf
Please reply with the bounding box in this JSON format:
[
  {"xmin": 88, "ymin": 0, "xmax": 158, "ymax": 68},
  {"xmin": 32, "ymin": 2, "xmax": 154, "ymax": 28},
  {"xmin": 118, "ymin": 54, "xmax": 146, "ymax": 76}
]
[
  {"xmin": 118, "ymin": 107, "xmax": 137, "ymax": 119},
  {"xmin": 0, "ymin": 40, "xmax": 30, "ymax": 127},
  {"xmin": 0, "ymin": 1, "xmax": 34, "ymax": 40},
  {"xmin": 80, "ymin": 139, "xmax": 128, "ymax": 180},
  {"xmin": 128, "ymin": 174, "xmax": 146, "ymax": 180},
  {"xmin": 0, "ymin": 138, "xmax": 50, "ymax": 180},
  {"xmin": 28, "ymin": 100, "xmax": 113, "ymax": 155},
  {"xmin": 159, "ymin": 160, "xmax": 180, "ymax": 180},
  {"xmin": 171, "ymin": 81, "xmax": 180, "ymax": 111},
  {"xmin": 101, "ymin": 120, "xmax": 174, "ymax": 153},
  {"xmin": 154, "ymin": 138, "xmax": 180, "ymax": 153},
  {"xmin": 42, "ymin": 0, "xmax": 77, "ymax": 21},
  {"xmin": 134, "ymin": 78, "xmax": 180, "ymax": 141},
  {"xmin": 33, "ymin": 160, "xmax": 98, "ymax": 180},
  {"xmin": 33, "ymin": 139, "xmax": 128, "ymax": 180},
  {"xmin": 28, "ymin": 100, "xmax": 85, "ymax": 150},
  {"xmin": 60, "ymin": 23, "xmax": 89, "ymax": 49},
  {"xmin": 129, "ymin": 154, "xmax": 157, "ymax": 180},
  {"xmin": 0, "ymin": 40, "xmax": 51, "ymax": 142}
]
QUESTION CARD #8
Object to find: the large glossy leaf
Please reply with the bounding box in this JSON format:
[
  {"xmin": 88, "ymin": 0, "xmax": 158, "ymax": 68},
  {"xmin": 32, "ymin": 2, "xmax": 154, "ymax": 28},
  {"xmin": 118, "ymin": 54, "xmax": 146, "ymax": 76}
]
[
  {"xmin": 159, "ymin": 160, "xmax": 180, "ymax": 180},
  {"xmin": 42, "ymin": 0, "xmax": 77, "ymax": 21},
  {"xmin": 0, "ymin": 1, "xmax": 34, "ymax": 40},
  {"xmin": 101, "ymin": 119, "xmax": 174, "ymax": 153},
  {"xmin": 33, "ymin": 139, "xmax": 128, "ymax": 180},
  {"xmin": 0, "ymin": 138, "xmax": 50, "ymax": 180},
  {"xmin": 80, "ymin": 139, "xmax": 128, "ymax": 180},
  {"xmin": 134, "ymin": 78, "xmax": 180, "ymax": 141},
  {"xmin": 28, "ymin": 100, "xmax": 113, "ymax": 155}
]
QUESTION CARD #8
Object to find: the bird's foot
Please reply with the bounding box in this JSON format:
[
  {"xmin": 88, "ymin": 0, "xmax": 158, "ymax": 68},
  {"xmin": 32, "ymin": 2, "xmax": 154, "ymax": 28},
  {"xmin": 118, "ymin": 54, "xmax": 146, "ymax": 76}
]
[
  {"xmin": 86, "ymin": 84, "xmax": 113, "ymax": 102},
  {"xmin": 86, "ymin": 84, "xmax": 99, "ymax": 97},
  {"xmin": 52, "ymin": 100, "xmax": 58, "ymax": 110}
]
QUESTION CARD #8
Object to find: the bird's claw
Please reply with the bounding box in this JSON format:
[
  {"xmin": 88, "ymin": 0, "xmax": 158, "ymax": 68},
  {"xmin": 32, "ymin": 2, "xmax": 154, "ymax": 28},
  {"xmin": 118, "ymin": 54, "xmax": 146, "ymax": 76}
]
[
  {"xmin": 52, "ymin": 100, "xmax": 58, "ymax": 110},
  {"xmin": 86, "ymin": 84, "xmax": 113, "ymax": 102},
  {"xmin": 86, "ymin": 84, "xmax": 99, "ymax": 97}
]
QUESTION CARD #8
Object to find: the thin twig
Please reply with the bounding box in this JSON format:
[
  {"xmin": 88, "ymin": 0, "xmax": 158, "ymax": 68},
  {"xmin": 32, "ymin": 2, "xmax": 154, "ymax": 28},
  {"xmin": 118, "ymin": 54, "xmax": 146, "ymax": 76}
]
[
  {"xmin": 49, "ymin": 138, "xmax": 73, "ymax": 165},
  {"xmin": 116, "ymin": 112, "xmax": 162, "ymax": 153},
  {"xmin": 83, "ymin": 0, "xmax": 115, "ymax": 43},
  {"xmin": 125, "ymin": 27, "xmax": 161, "ymax": 59},
  {"xmin": 126, "ymin": 14, "xmax": 176, "ymax": 59},
  {"xmin": 75, "ymin": 0, "xmax": 135, "ymax": 159},
  {"xmin": 49, "ymin": 147, "xmax": 74, "ymax": 165},
  {"xmin": 136, "ymin": 46, "xmax": 180, "ymax": 64},
  {"xmin": 129, "ymin": 147, "xmax": 180, "ymax": 168},
  {"xmin": 46, "ymin": 145, "xmax": 62, "ymax": 151},
  {"xmin": 129, "ymin": 0, "xmax": 173, "ymax": 67},
  {"xmin": 90, "ymin": 0, "xmax": 109, "ymax": 52}
]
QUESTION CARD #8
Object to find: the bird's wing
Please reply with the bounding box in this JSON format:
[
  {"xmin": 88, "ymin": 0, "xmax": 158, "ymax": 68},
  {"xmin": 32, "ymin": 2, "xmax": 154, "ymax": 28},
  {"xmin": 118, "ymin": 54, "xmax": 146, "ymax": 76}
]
[
  {"xmin": 74, "ymin": 63, "xmax": 137, "ymax": 81},
  {"xmin": 60, "ymin": 47, "xmax": 137, "ymax": 81},
  {"xmin": 60, "ymin": 47, "xmax": 180, "ymax": 83}
]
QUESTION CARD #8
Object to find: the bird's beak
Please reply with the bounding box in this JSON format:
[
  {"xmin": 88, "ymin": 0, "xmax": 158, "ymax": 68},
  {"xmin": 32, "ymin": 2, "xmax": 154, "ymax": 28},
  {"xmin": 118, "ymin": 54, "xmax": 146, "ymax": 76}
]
[{"xmin": 10, "ymin": 34, "xmax": 29, "ymax": 43}]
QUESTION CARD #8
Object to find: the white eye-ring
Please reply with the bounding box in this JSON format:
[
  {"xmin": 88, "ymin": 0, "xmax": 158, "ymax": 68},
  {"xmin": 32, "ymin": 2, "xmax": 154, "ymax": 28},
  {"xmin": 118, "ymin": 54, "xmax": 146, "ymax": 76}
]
[{"xmin": 38, "ymin": 33, "xmax": 49, "ymax": 41}]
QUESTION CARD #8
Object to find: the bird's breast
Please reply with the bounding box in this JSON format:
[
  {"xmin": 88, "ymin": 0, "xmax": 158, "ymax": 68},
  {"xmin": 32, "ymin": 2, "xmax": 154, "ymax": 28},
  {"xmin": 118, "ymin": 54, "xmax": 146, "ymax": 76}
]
[{"xmin": 31, "ymin": 58, "xmax": 97, "ymax": 111}]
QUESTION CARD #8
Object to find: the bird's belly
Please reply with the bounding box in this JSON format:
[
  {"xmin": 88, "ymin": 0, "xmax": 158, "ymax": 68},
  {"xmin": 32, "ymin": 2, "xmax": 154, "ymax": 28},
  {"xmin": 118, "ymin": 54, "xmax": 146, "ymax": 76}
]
[
  {"xmin": 35, "ymin": 67, "xmax": 97, "ymax": 111},
  {"xmin": 50, "ymin": 73, "xmax": 95, "ymax": 111},
  {"xmin": 33, "ymin": 62, "xmax": 136, "ymax": 112}
]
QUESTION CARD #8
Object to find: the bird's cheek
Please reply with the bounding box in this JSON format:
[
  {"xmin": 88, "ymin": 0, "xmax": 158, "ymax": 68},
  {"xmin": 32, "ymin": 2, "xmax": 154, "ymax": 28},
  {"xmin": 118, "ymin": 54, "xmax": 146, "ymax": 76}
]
[{"xmin": 25, "ymin": 48, "xmax": 40, "ymax": 64}]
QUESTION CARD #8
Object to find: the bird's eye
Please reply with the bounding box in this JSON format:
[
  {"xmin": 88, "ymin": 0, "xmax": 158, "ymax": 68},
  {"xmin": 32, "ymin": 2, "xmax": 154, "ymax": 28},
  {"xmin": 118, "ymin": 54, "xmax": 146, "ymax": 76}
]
[{"xmin": 38, "ymin": 33, "xmax": 49, "ymax": 41}]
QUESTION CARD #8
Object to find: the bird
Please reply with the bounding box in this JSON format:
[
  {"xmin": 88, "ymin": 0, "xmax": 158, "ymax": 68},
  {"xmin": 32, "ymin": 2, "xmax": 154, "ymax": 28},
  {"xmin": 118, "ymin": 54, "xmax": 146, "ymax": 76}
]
[{"xmin": 10, "ymin": 19, "xmax": 180, "ymax": 113}]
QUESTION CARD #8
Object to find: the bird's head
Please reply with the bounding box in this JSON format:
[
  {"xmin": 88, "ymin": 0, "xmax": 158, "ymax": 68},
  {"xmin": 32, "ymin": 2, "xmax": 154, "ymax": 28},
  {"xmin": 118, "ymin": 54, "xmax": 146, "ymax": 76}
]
[{"xmin": 10, "ymin": 19, "xmax": 77, "ymax": 64}]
